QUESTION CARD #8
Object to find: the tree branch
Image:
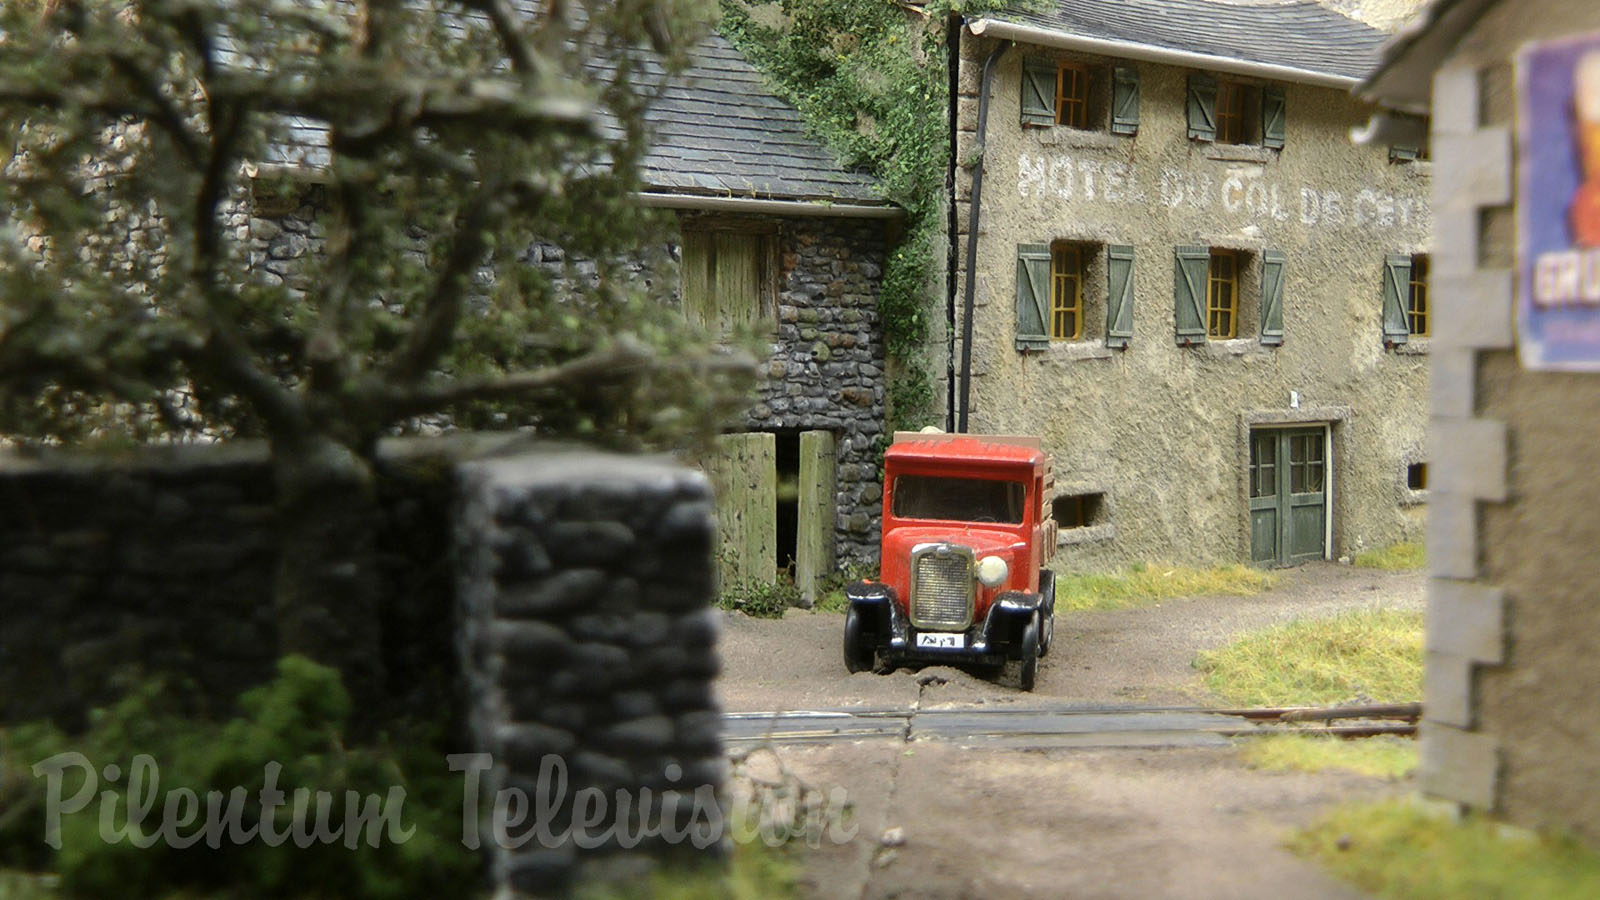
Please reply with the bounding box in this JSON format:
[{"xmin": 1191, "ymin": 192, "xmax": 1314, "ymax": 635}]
[
  {"xmin": 384, "ymin": 182, "xmax": 501, "ymax": 385},
  {"xmin": 376, "ymin": 337, "xmax": 756, "ymax": 420},
  {"xmin": 106, "ymin": 51, "xmax": 205, "ymax": 166},
  {"xmin": 460, "ymin": 0, "xmax": 540, "ymax": 76}
]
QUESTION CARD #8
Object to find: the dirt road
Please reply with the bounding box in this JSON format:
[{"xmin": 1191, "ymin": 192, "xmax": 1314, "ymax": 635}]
[
  {"xmin": 714, "ymin": 563, "xmax": 1425, "ymax": 899},
  {"xmin": 717, "ymin": 561, "xmax": 1425, "ymax": 712}
]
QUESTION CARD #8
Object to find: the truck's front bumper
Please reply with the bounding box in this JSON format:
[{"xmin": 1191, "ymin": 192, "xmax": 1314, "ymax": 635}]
[{"xmin": 847, "ymin": 583, "xmax": 1042, "ymax": 665}]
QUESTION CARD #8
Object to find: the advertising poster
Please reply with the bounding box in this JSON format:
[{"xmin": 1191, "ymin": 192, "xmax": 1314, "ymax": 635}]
[{"xmin": 1518, "ymin": 30, "xmax": 1600, "ymax": 370}]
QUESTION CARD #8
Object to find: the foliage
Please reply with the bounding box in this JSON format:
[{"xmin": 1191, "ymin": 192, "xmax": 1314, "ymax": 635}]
[
  {"xmin": 1052, "ymin": 563, "xmax": 1276, "ymax": 612},
  {"xmin": 1194, "ymin": 609, "xmax": 1423, "ymax": 708},
  {"xmin": 812, "ymin": 563, "xmax": 879, "ymax": 614},
  {"xmin": 1239, "ymin": 734, "xmax": 1417, "ymax": 780},
  {"xmin": 1291, "ymin": 799, "xmax": 1600, "ymax": 900},
  {"xmin": 0, "ymin": 0, "xmax": 754, "ymax": 452},
  {"xmin": 718, "ymin": 572, "xmax": 803, "ymax": 618},
  {"xmin": 719, "ymin": 0, "xmax": 1015, "ymax": 429},
  {"xmin": 1352, "ymin": 542, "xmax": 1426, "ymax": 571},
  {"xmin": 0, "ymin": 657, "xmax": 477, "ymax": 899}
]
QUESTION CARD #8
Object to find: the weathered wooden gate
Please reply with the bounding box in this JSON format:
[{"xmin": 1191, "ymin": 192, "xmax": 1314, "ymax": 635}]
[{"xmin": 705, "ymin": 430, "xmax": 836, "ymax": 602}]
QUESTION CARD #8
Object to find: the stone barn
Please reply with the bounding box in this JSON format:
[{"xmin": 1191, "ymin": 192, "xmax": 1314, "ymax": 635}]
[
  {"xmin": 947, "ymin": 0, "xmax": 1432, "ymax": 570},
  {"xmin": 1361, "ymin": 0, "xmax": 1600, "ymax": 846},
  {"xmin": 249, "ymin": 30, "xmax": 900, "ymax": 599}
]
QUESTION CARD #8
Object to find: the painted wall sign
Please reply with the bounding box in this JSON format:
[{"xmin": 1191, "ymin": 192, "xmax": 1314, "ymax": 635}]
[
  {"xmin": 1518, "ymin": 30, "xmax": 1600, "ymax": 370},
  {"xmin": 1016, "ymin": 152, "xmax": 1428, "ymax": 234}
]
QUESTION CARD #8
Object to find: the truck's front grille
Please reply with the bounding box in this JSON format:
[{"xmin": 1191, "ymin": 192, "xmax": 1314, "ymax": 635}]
[{"xmin": 911, "ymin": 545, "xmax": 974, "ymax": 630}]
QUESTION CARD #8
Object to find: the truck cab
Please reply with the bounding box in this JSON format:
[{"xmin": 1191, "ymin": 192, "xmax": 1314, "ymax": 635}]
[{"xmin": 844, "ymin": 432, "xmax": 1057, "ymax": 690}]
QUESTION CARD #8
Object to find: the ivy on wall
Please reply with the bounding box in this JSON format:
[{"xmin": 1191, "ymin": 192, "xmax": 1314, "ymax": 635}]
[{"xmin": 720, "ymin": 0, "xmax": 1019, "ymax": 430}]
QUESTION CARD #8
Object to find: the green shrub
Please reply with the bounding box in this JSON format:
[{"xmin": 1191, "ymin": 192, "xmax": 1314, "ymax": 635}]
[
  {"xmin": 717, "ymin": 574, "xmax": 803, "ymax": 618},
  {"xmin": 0, "ymin": 656, "xmax": 479, "ymax": 899}
]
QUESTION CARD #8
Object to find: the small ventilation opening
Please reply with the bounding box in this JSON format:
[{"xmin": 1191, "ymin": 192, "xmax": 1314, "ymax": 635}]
[
  {"xmin": 1407, "ymin": 463, "xmax": 1428, "ymax": 491},
  {"xmin": 1053, "ymin": 493, "xmax": 1104, "ymax": 529}
]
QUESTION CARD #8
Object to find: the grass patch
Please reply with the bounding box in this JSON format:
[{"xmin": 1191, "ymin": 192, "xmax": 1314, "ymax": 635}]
[
  {"xmin": 1240, "ymin": 734, "xmax": 1417, "ymax": 779},
  {"xmin": 1053, "ymin": 563, "xmax": 1275, "ymax": 612},
  {"xmin": 1292, "ymin": 799, "xmax": 1600, "ymax": 900},
  {"xmin": 1194, "ymin": 608, "xmax": 1423, "ymax": 707},
  {"xmin": 1352, "ymin": 542, "xmax": 1426, "ymax": 571}
]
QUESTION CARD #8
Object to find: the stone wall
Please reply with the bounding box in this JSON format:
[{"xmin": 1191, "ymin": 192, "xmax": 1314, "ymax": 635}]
[
  {"xmin": 0, "ymin": 441, "xmax": 458, "ymax": 727},
  {"xmin": 238, "ymin": 192, "xmax": 890, "ymax": 572},
  {"xmin": 456, "ymin": 452, "xmax": 723, "ymax": 891},
  {"xmin": 0, "ymin": 440, "xmax": 725, "ymax": 889}
]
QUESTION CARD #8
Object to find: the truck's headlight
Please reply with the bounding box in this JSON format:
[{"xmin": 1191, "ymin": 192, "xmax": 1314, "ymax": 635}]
[{"xmin": 976, "ymin": 555, "xmax": 1008, "ymax": 588}]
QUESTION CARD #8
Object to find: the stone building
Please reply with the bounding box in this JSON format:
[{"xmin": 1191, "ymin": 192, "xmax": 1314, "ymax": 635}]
[
  {"xmin": 250, "ymin": 32, "xmax": 898, "ymax": 590},
  {"xmin": 1361, "ymin": 0, "xmax": 1600, "ymax": 846},
  {"xmin": 947, "ymin": 0, "xmax": 1431, "ymax": 570}
]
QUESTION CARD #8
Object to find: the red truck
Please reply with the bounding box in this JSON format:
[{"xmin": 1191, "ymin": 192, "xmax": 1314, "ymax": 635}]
[{"xmin": 844, "ymin": 432, "xmax": 1058, "ymax": 690}]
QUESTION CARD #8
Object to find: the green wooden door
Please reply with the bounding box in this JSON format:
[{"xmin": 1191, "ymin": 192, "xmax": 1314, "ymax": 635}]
[{"xmin": 1249, "ymin": 427, "xmax": 1327, "ymax": 566}]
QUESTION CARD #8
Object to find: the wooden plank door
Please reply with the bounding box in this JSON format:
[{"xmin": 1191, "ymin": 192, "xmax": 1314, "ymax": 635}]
[
  {"xmin": 795, "ymin": 430, "xmax": 837, "ymax": 605},
  {"xmin": 706, "ymin": 432, "xmax": 777, "ymax": 589}
]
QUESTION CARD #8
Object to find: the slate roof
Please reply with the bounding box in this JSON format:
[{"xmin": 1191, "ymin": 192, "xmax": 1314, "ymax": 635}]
[
  {"xmin": 638, "ymin": 32, "xmax": 885, "ymax": 206},
  {"xmin": 983, "ymin": 0, "xmax": 1387, "ymax": 82},
  {"xmin": 263, "ymin": 24, "xmax": 887, "ymax": 208}
]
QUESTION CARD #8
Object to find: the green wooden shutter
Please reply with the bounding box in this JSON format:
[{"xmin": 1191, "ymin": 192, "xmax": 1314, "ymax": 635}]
[
  {"xmin": 1382, "ymin": 254, "xmax": 1412, "ymax": 345},
  {"xmin": 1262, "ymin": 86, "xmax": 1286, "ymax": 149},
  {"xmin": 1021, "ymin": 59, "xmax": 1056, "ymax": 127},
  {"xmin": 715, "ymin": 232, "xmax": 762, "ymax": 328},
  {"xmin": 1111, "ymin": 66, "xmax": 1140, "ymax": 135},
  {"xmin": 1106, "ymin": 244, "xmax": 1134, "ymax": 348},
  {"xmin": 1260, "ymin": 250, "xmax": 1286, "ymax": 346},
  {"xmin": 1174, "ymin": 246, "xmax": 1209, "ymax": 344},
  {"xmin": 1016, "ymin": 243, "xmax": 1051, "ymax": 351},
  {"xmin": 1187, "ymin": 73, "xmax": 1216, "ymax": 142}
]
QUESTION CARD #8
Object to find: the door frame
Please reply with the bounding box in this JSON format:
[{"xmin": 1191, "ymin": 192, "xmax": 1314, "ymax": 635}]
[{"xmin": 1237, "ymin": 407, "xmax": 1350, "ymax": 565}]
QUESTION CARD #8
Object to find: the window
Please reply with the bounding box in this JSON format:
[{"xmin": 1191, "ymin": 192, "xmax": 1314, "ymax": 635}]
[
  {"xmin": 1188, "ymin": 74, "xmax": 1285, "ymax": 148},
  {"xmin": 1022, "ymin": 58, "xmax": 1140, "ymax": 135},
  {"xmin": 1407, "ymin": 254, "xmax": 1429, "ymax": 336},
  {"xmin": 1407, "ymin": 462, "xmax": 1428, "ymax": 491},
  {"xmin": 680, "ymin": 224, "xmax": 775, "ymax": 332},
  {"xmin": 1215, "ymin": 81, "xmax": 1259, "ymax": 145},
  {"xmin": 1017, "ymin": 242, "xmax": 1136, "ymax": 350},
  {"xmin": 1051, "ymin": 242, "xmax": 1085, "ymax": 340},
  {"xmin": 892, "ymin": 476, "xmax": 1027, "ymax": 524},
  {"xmin": 1381, "ymin": 252, "xmax": 1427, "ymax": 346},
  {"xmin": 1389, "ymin": 114, "xmax": 1431, "ymax": 161},
  {"xmin": 1052, "ymin": 493, "xmax": 1104, "ymax": 529},
  {"xmin": 1207, "ymin": 250, "xmax": 1239, "ymax": 339},
  {"xmin": 1056, "ymin": 64, "xmax": 1089, "ymax": 128},
  {"xmin": 1175, "ymin": 247, "xmax": 1283, "ymax": 345}
]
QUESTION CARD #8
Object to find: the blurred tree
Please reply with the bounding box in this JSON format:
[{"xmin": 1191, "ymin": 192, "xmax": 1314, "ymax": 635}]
[{"xmin": 0, "ymin": 0, "xmax": 753, "ymax": 697}]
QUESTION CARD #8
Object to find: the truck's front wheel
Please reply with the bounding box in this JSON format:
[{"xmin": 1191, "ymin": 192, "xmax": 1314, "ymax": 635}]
[
  {"xmin": 843, "ymin": 607, "xmax": 874, "ymax": 673},
  {"xmin": 1018, "ymin": 613, "xmax": 1041, "ymax": 691}
]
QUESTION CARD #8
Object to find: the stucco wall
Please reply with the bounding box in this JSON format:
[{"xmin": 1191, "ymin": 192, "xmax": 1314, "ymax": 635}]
[
  {"xmin": 954, "ymin": 35, "xmax": 1430, "ymax": 570},
  {"xmin": 1421, "ymin": 0, "xmax": 1600, "ymax": 844}
]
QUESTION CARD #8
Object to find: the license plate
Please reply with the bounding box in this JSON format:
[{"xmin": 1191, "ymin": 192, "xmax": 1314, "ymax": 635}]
[{"xmin": 915, "ymin": 632, "xmax": 965, "ymax": 649}]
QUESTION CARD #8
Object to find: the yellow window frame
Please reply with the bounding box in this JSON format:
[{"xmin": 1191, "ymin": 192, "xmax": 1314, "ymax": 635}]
[
  {"xmin": 1207, "ymin": 250, "xmax": 1238, "ymax": 339},
  {"xmin": 1056, "ymin": 64, "xmax": 1089, "ymax": 129},
  {"xmin": 1216, "ymin": 81, "xmax": 1249, "ymax": 144},
  {"xmin": 1408, "ymin": 254, "xmax": 1429, "ymax": 336},
  {"xmin": 1051, "ymin": 242, "xmax": 1084, "ymax": 341}
]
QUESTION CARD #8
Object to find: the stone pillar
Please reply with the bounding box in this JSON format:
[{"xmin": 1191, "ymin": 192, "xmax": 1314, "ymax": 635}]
[{"xmin": 455, "ymin": 451, "xmax": 724, "ymax": 894}]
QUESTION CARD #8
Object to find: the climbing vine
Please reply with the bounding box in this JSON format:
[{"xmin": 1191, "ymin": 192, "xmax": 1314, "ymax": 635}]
[{"xmin": 719, "ymin": 0, "xmax": 1017, "ymax": 430}]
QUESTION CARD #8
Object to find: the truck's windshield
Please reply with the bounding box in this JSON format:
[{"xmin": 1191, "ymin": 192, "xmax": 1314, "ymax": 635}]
[{"xmin": 891, "ymin": 475, "xmax": 1026, "ymax": 524}]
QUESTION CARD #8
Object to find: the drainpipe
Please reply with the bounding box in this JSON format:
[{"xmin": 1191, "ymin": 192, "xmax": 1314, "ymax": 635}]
[{"xmin": 956, "ymin": 37, "xmax": 1010, "ymax": 434}]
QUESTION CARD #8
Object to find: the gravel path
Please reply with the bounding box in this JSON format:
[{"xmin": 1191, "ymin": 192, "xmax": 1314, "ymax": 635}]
[{"xmin": 717, "ymin": 561, "xmax": 1424, "ymax": 712}]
